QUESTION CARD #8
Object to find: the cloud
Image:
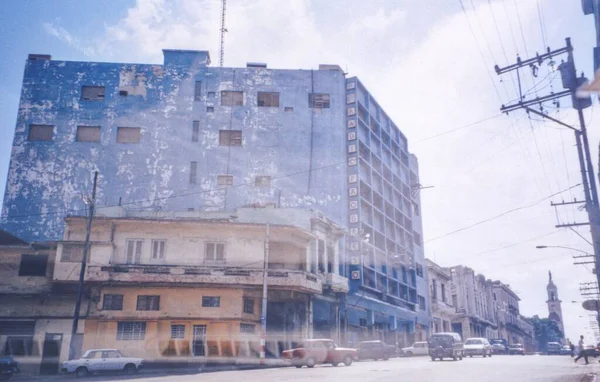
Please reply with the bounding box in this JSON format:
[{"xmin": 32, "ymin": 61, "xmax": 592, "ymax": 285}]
[{"xmin": 43, "ymin": 22, "xmax": 75, "ymax": 45}]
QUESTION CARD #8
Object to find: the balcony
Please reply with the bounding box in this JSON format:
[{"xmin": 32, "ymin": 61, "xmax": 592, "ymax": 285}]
[
  {"xmin": 83, "ymin": 264, "xmax": 323, "ymax": 294},
  {"xmin": 325, "ymin": 273, "xmax": 349, "ymax": 293},
  {"xmin": 431, "ymin": 298, "xmax": 455, "ymax": 317}
]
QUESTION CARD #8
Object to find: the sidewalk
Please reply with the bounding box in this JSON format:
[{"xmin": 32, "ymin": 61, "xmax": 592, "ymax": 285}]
[{"xmin": 12, "ymin": 358, "xmax": 289, "ymax": 381}]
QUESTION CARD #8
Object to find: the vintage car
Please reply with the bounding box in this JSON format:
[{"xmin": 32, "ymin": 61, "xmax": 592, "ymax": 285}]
[
  {"xmin": 464, "ymin": 337, "xmax": 492, "ymax": 357},
  {"xmin": 282, "ymin": 339, "xmax": 357, "ymax": 368},
  {"xmin": 490, "ymin": 339, "xmax": 507, "ymax": 354},
  {"xmin": 61, "ymin": 349, "xmax": 144, "ymax": 377},
  {"xmin": 355, "ymin": 340, "xmax": 396, "ymax": 361},
  {"xmin": 508, "ymin": 344, "xmax": 525, "ymax": 355},
  {"xmin": 547, "ymin": 342, "xmax": 562, "ymax": 355},
  {"xmin": 428, "ymin": 332, "xmax": 464, "ymax": 361},
  {"xmin": 0, "ymin": 357, "xmax": 19, "ymax": 380},
  {"xmin": 401, "ymin": 341, "xmax": 429, "ymax": 357}
]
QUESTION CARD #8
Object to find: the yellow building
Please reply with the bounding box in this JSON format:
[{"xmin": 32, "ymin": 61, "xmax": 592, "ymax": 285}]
[{"xmin": 53, "ymin": 207, "xmax": 348, "ymax": 362}]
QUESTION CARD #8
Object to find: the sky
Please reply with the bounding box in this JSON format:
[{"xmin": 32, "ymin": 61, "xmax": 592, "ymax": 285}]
[{"xmin": 0, "ymin": 0, "xmax": 599, "ymax": 342}]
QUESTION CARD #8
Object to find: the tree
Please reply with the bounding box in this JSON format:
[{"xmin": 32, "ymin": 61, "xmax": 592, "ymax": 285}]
[{"xmin": 527, "ymin": 315, "xmax": 564, "ymax": 352}]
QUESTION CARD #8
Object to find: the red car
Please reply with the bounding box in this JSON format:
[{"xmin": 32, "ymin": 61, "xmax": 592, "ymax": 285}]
[{"xmin": 282, "ymin": 339, "xmax": 357, "ymax": 368}]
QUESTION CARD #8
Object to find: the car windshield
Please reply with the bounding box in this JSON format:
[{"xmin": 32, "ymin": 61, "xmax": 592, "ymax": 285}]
[{"xmin": 465, "ymin": 339, "xmax": 483, "ymax": 345}]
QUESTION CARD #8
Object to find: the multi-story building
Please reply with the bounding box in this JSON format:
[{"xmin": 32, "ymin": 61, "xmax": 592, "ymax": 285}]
[
  {"xmin": 0, "ymin": 229, "xmax": 86, "ymax": 375},
  {"xmin": 2, "ymin": 51, "xmax": 429, "ymax": 344},
  {"xmin": 492, "ymin": 281, "xmax": 522, "ymax": 345},
  {"xmin": 517, "ymin": 315, "xmax": 536, "ymax": 352},
  {"xmin": 448, "ymin": 266, "xmax": 497, "ymax": 339},
  {"xmin": 426, "ymin": 259, "xmax": 454, "ymax": 333},
  {"xmin": 546, "ymin": 271, "xmax": 565, "ymax": 341},
  {"xmin": 52, "ymin": 206, "xmax": 347, "ymax": 360}
]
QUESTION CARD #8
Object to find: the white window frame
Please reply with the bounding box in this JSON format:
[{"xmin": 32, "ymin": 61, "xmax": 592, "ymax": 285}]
[
  {"xmin": 204, "ymin": 242, "xmax": 225, "ymax": 262},
  {"xmin": 151, "ymin": 239, "xmax": 166, "ymax": 261},
  {"xmin": 126, "ymin": 239, "xmax": 144, "ymax": 264}
]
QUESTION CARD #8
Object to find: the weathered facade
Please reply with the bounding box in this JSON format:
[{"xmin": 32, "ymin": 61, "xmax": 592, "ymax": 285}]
[
  {"xmin": 2, "ymin": 50, "xmax": 429, "ymax": 344},
  {"xmin": 492, "ymin": 281, "xmax": 523, "ymax": 345},
  {"xmin": 0, "ymin": 230, "xmax": 86, "ymax": 375},
  {"xmin": 53, "ymin": 206, "xmax": 347, "ymax": 360},
  {"xmin": 426, "ymin": 259, "xmax": 454, "ymax": 334},
  {"xmin": 448, "ymin": 266, "xmax": 497, "ymax": 340}
]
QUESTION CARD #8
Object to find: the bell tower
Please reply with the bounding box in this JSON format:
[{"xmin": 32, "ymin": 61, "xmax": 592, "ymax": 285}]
[{"xmin": 546, "ymin": 271, "xmax": 565, "ymax": 339}]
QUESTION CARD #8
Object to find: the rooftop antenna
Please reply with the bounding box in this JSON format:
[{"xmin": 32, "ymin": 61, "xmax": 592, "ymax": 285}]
[{"xmin": 219, "ymin": 0, "xmax": 227, "ymax": 67}]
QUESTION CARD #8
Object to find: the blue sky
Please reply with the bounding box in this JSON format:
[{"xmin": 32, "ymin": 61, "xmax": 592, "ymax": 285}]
[{"xmin": 1, "ymin": 0, "xmax": 599, "ymax": 340}]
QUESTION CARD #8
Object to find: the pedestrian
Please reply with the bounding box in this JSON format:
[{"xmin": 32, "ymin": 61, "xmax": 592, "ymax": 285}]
[
  {"xmin": 570, "ymin": 341, "xmax": 575, "ymax": 358},
  {"xmin": 574, "ymin": 335, "xmax": 589, "ymax": 365}
]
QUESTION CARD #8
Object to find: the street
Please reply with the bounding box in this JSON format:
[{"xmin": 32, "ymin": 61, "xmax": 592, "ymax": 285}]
[{"xmin": 14, "ymin": 356, "xmax": 599, "ymax": 382}]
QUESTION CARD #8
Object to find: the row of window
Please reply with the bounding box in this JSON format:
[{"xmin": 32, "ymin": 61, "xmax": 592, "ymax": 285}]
[
  {"xmin": 80, "ymin": 84, "xmax": 331, "ymax": 109},
  {"xmin": 114, "ymin": 321, "xmax": 256, "ymax": 342},
  {"xmin": 189, "ymin": 167, "xmax": 272, "ymax": 188},
  {"xmin": 27, "ymin": 124, "xmax": 141, "ymax": 143},
  {"xmin": 102, "ymin": 293, "xmax": 255, "ymax": 314}
]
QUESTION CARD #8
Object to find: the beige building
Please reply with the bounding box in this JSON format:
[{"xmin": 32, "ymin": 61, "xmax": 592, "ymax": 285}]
[
  {"xmin": 492, "ymin": 281, "xmax": 527, "ymax": 346},
  {"xmin": 448, "ymin": 266, "xmax": 497, "ymax": 339},
  {"xmin": 0, "ymin": 229, "xmax": 87, "ymax": 375},
  {"xmin": 52, "ymin": 206, "xmax": 348, "ymax": 361},
  {"xmin": 426, "ymin": 259, "xmax": 454, "ymax": 333}
]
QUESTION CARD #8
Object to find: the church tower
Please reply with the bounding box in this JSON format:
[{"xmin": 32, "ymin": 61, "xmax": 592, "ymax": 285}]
[{"xmin": 547, "ymin": 270, "xmax": 565, "ymax": 339}]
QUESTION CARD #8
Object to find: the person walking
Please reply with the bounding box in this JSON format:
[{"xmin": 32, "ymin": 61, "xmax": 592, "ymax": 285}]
[
  {"xmin": 574, "ymin": 335, "xmax": 589, "ymax": 365},
  {"xmin": 570, "ymin": 341, "xmax": 575, "ymax": 357}
]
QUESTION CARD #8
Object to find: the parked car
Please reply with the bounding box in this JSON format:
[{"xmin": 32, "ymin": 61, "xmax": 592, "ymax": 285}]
[
  {"xmin": 560, "ymin": 345, "xmax": 571, "ymax": 355},
  {"xmin": 282, "ymin": 339, "xmax": 357, "ymax": 368},
  {"xmin": 585, "ymin": 345, "xmax": 599, "ymax": 357},
  {"xmin": 490, "ymin": 339, "xmax": 507, "ymax": 354},
  {"xmin": 428, "ymin": 332, "xmax": 464, "ymax": 361},
  {"xmin": 464, "ymin": 338, "xmax": 492, "ymax": 358},
  {"xmin": 355, "ymin": 340, "xmax": 396, "ymax": 361},
  {"xmin": 0, "ymin": 357, "xmax": 19, "ymax": 381},
  {"xmin": 401, "ymin": 341, "xmax": 429, "ymax": 357},
  {"xmin": 508, "ymin": 344, "xmax": 525, "ymax": 355},
  {"xmin": 61, "ymin": 349, "xmax": 143, "ymax": 377},
  {"xmin": 547, "ymin": 342, "xmax": 562, "ymax": 355}
]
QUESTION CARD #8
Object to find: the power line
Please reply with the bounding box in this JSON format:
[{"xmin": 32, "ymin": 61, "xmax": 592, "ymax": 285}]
[
  {"xmin": 487, "ymin": 0, "xmax": 519, "ymax": 95},
  {"xmin": 426, "ymin": 183, "xmax": 582, "ymax": 243},
  {"xmin": 501, "ymin": 0, "xmax": 520, "ymax": 55},
  {"xmin": 414, "ymin": 114, "xmax": 503, "ymax": 143},
  {"xmin": 536, "ymin": 0, "xmax": 547, "ymax": 48},
  {"xmin": 513, "ymin": 0, "xmax": 529, "ymax": 55},
  {"xmin": 471, "ymin": 230, "xmax": 558, "ymax": 257}
]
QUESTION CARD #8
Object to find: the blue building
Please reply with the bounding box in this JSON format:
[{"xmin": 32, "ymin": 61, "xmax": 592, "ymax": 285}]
[{"xmin": 2, "ymin": 50, "xmax": 429, "ymax": 345}]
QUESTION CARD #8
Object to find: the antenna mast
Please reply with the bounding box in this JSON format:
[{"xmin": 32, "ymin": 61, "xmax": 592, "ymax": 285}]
[{"xmin": 219, "ymin": 0, "xmax": 227, "ymax": 67}]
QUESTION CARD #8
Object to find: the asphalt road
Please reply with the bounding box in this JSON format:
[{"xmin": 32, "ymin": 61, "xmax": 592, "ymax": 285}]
[{"xmin": 15, "ymin": 355, "xmax": 599, "ymax": 382}]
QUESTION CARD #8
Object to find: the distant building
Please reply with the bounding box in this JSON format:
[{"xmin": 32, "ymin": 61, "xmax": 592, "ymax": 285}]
[
  {"xmin": 448, "ymin": 266, "xmax": 497, "ymax": 339},
  {"xmin": 426, "ymin": 259, "xmax": 455, "ymax": 333},
  {"xmin": 2, "ymin": 51, "xmax": 429, "ymax": 345},
  {"xmin": 546, "ymin": 270, "xmax": 565, "ymax": 340}
]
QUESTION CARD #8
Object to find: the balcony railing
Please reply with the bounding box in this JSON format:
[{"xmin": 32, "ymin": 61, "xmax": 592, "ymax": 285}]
[{"xmin": 84, "ymin": 264, "xmax": 323, "ymax": 293}]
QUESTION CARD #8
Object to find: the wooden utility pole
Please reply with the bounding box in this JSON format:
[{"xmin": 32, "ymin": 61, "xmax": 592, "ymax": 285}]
[{"xmin": 68, "ymin": 171, "xmax": 98, "ymax": 360}]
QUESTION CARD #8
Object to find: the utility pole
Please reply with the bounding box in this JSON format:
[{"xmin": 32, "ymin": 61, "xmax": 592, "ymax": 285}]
[
  {"xmin": 260, "ymin": 223, "xmax": 270, "ymax": 362},
  {"xmin": 494, "ymin": 38, "xmax": 600, "ymax": 310},
  {"xmin": 69, "ymin": 171, "xmax": 98, "ymax": 360}
]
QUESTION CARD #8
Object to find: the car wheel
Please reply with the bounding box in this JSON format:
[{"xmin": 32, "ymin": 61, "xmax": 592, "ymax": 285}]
[
  {"xmin": 343, "ymin": 355, "xmax": 353, "ymax": 366},
  {"xmin": 124, "ymin": 364, "xmax": 138, "ymax": 375},
  {"xmin": 489, "ymin": 352, "xmax": 492, "ymax": 358},
  {"xmin": 405, "ymin": 351, "xmax": 413, "ymax": 357},
  {"xmin": 452, "ymin": 354, "xmax": 457, "ymax": 361},
  {"xmin": 469, "ymin": 355, "xmax": 472, "ymax": 358},
  {"xmin": 75, "ymin": 367, "xmax": 89, "ymax": 378},
  {"xmin": 459, "ymin": 354, "xmax": 463, "ymax": 360},
  {"xmin": 383, "ymin": 355, "xmax": 389, "ymax": 361},
  {"xmin": 295, "ymin": 365, "xmax": 303, "ymax": 368},
  {"xmin": 331, "ymin": 362, "xmax": 339, "ymax": 367},
  {"xmin": 431, "ymin": 356, "xmax": 436, "ymax": 361},
  {"xmin": 482, "ymin": 353, "xmax": 486, "ymax": 358},
  {"xmin": 306, "ymin": 357, "xmax": 317, "ymax": 368}
]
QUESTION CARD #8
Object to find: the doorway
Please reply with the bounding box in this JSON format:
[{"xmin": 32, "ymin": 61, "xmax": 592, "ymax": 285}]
[
  {"xmin": 192, "ymin": 325, "xmax": 206, "ymax": 356},
  {"xmin": 40, "ymin": 333, "xmax": 62, "ymax": 375}
]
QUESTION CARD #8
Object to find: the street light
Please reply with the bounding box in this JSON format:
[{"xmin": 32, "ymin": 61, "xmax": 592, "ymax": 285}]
[{"xmin": 536, "ymin": 245, "xmax": 594, "ymax": 256}]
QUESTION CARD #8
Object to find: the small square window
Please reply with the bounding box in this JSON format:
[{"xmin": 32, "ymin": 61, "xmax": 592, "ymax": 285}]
[
  {"xmin": 202, "ymin": 296, "xmax": 220, "ymax": 307},
  {"xmin": 82, "ymin": 86, "xmax": 105, "ymax": 101},
  {"xmin": 61, "ymin": 244, "xmax": 85, "ymax": 263},
  {"xmin": 151, "ymin": 240, "xmax": 166, "ymax": 260},
  {"xmin": 28, "ymin": 124, "xmax": 54, "ymax": 141},
  {"xmin": 219, "ymin": 130, "xmax": 242, "ymax": 146},
  {"xmin": 221, "ymin": 91, "xmax": 243, "ymax": 106},
  {"xmin": 117, "ymin": 127, "xmax": 141, "ymax": 143},
  {"xmin": 205, "ymin": 242, "xmax": 225, "ymax": 262},
  {"xmin": 217, "ymin": 175, "xmax": 233, "ymax": 186},
  {"xmin": 136, "ymin": 295, "xmax": 160, "ymax": 311},
  {"xmin": 255, "ymin": 176, "xmax": 271, "ymax": 187},
  {"xmin": 117, "ymin": 322, "xmax": 146, "ymax": 341},
  {"xmin": 207, "ymin": 91, "xmax": 216, "ymax": 98},
  {"xmin": 240, "ymin": 323, "xmax": 255, "ymax": 333},
  {"xmin": 308, "ymin": 93, "xmax": 330, "ymax": 108},
  {"xmin": 243, "ymin": 298, "xmax": 254, "ymax": 314},
  {"xmin": 102, "ymin": 294, "xmax": 124, "ymax": 310},
  {"xmin": 171, "ymin": 324, "xmax": 185, "ymax": 339},
  {"xmin": 257, "ymin": 92, "xmax": 279, "ymax": 107},
  {"xmin": 206, "ymin": 106, "xmax": 214, "ymax": 113},
  {"xmin": 284, "ymin": 107, "xmax": 294, "ymax": 112},
  {"xmin": 76, "ymin": 126, "xmax": 101, "ymax": 143},
  {"xmin": 18, "ymin": 254, "xmax": 48, "ymax": 276}
]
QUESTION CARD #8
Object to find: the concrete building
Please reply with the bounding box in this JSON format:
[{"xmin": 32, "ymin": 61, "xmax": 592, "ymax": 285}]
[
  {"xmin": 0, "ymin": 229, "xmax": 86, "ymax": 375},
  {"xmin": 517, "ymin": 315, "xmax": 536, "ymax": 352},
  {"xmin": 52, "ymin": 206, "xmax": 347, "ymax": 360},
  {"xmin": 426, "ymin": 259, "xmax": 455, "ymax": 333},
  {"xmin": 492, "ymin": 281, "xmax": 523, "ymax": 345},
  {"xmin": 2, "ymin": 51, "xmax": 429, "ymax": 344},
  {"xmin": 448, "ymin": 266, "xmax": 497, "ymax": 339},
  {"xmin": 546, "ymin": 270, "xmax": 565, "ymax": 340}
]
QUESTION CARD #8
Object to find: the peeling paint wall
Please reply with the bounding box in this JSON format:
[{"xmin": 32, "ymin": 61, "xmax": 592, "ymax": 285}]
[{"xmin": 1, "ymin": 51, "xmax": 347, "ymax": 242}]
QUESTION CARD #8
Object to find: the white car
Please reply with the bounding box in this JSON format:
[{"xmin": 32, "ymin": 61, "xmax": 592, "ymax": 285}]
[
  {"xmin": 464, "ymin": 338, "xmax": 492, "ymax": 357},
  {"xmin": 61, "ymin": 349, "xmax": 144, "ymax": 377},
  {"xmin": 401, "ymin": 341, "xmax": 429, "ymax": 357}
]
